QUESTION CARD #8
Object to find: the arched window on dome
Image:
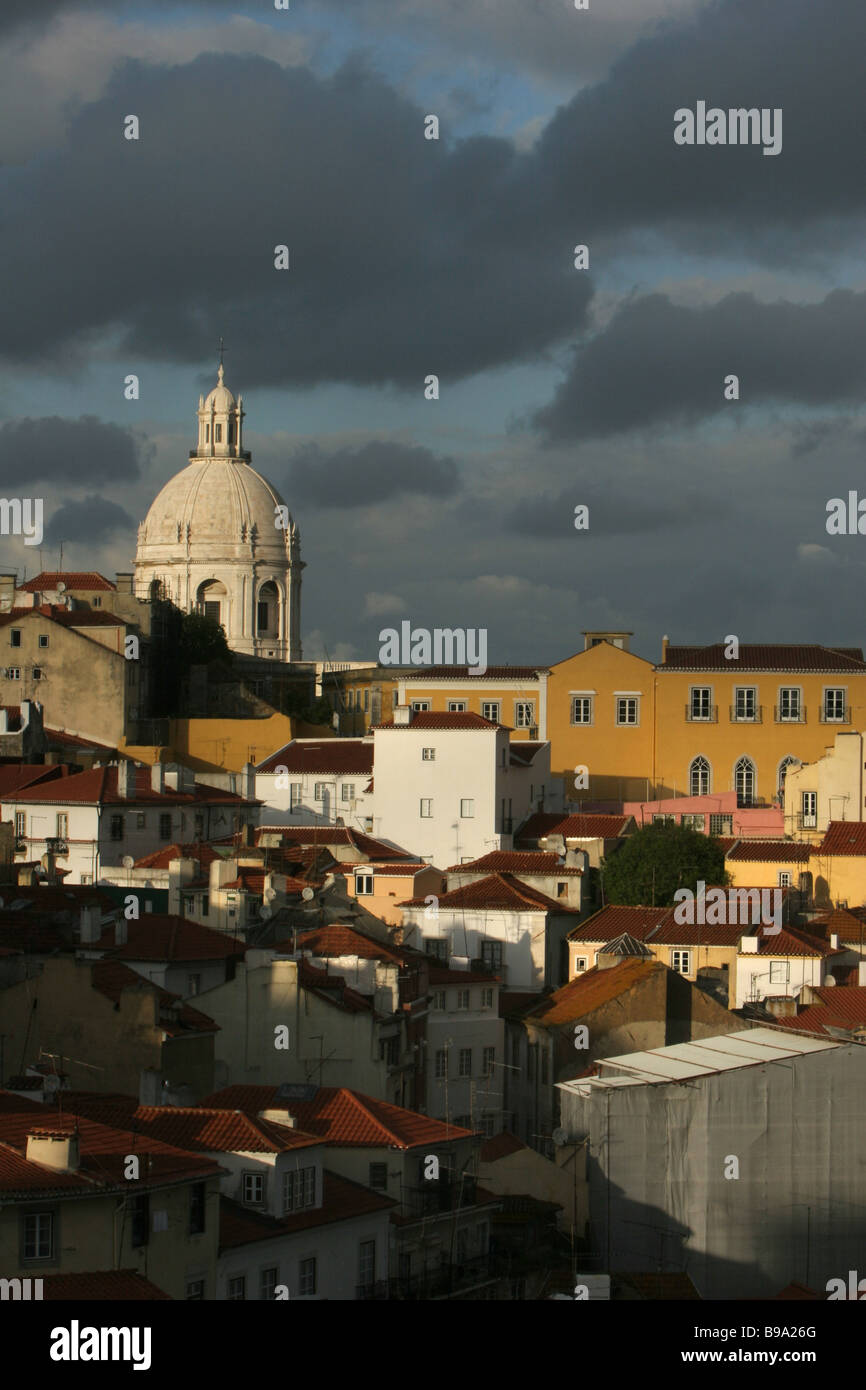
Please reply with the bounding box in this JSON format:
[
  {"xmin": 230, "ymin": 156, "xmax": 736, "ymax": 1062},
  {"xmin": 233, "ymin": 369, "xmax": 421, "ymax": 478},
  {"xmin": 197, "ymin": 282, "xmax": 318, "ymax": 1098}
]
[
  {"xmin": 229, "ymin": 418, "xmax": 236, "ymax": 446},
  {"xmin": 214, "ymin": 424, "xmax": 222, "ymax": 443},
  {"xmin": 197, "ymin": 579, "xmax": 227, "ymax": 630},
  {"xmin": 205, "ymin": 424, "xmax": 210, "ymax": 443},
  {"xmin": 257, "ymin": 580, "xmax": 279, "ymax": 637}
]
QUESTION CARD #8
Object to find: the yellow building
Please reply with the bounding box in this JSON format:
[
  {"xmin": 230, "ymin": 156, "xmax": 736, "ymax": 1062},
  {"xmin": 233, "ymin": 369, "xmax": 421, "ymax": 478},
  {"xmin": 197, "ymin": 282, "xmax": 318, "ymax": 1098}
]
[{"xmin": 399, "ymin": 665, "xmax": 551, "ymax": 741}]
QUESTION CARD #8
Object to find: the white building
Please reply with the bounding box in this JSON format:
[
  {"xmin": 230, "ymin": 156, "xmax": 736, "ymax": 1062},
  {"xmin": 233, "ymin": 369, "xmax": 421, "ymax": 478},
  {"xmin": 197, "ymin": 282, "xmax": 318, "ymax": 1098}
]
[
  {"xmin": 255, "ymin": 738, "xmax": 374, "ymax": 827},
  {"xmin": 370, "ymin": 708, "xmax": 552, "ymax": 869},
  {"xmin": 426, "ymin": 964, "xmax": 504, "ymax": 1134},
  {"xmin": 134, "ymin": 359, "xmax": 303, "ymax": 661}
]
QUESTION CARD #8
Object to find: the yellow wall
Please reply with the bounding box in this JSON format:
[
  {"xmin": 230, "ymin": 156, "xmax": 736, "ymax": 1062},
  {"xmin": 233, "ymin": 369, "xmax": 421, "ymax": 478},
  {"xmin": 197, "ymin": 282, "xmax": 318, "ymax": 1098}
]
[
  {"xmin": 568, "ymin": 936, "xmax": 738, "ymax": 985},
  {"xmin": 121, "ymin": 714, "xmax": 333, "ymax": 773},
  {"xmin": 342, "ymin": 866, "xmax": 445, "ymax": 926},
  {"xmin": 398, "ymin": 675, "xmax": 546, "ymax": 741},
  {"xmin": 548, "ymin": 644, "xmax": 655, "ymax": 802},
  {"xmin": 805, "ymin": 853, "xmax": 866, "ymax": 910}
]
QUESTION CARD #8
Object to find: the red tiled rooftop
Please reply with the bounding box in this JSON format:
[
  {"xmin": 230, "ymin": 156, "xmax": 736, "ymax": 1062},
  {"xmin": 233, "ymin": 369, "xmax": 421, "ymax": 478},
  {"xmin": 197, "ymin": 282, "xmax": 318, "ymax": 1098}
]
[
  {"xmin": 91, "ymin": 960, "xmax": 219, "ymax": 1034},
  {"xmin": 256, "ymin": 825, "xmax": 411, "ymax": 860},
  {"xmin": 9, "ymin": 764, "xmax": 254, "ymax": 807},
  {"xmin": 527, "ymin": 960, "xmax": 662, "ymax": 1026},
  {"xmin": 568, "ymin": 905, "xmax": 675, "ymax": 943},
  {"xmin": 517, "ymin": 811, "xmax": 633, "ymax": 842},
  {"xmin": 818, "ymin": 822, "xmax": 866, "ymax": 856},
  {"xmin": 200, "ymin": 1085, "xmax": 475, "ymax": 1149},
  {"xmin": 402, "ymin": 666, "xmax": 547, "ymax": 680},
  {"xmin": 373, "ymin": 711, "xmax": 503, "ymax": 731},
  {"xmin": 56, "ymin": 1098, "xmax": 321, "ymax": 1154},
  {"xmin": 446, "ymin": 851, "xmax": 584, "ymax": 875},
  {"xmin": 726, "ymin": 840, "xmax": 812, "ymax": 862},
  {"xmin": 479, "ymin": 1131, "xmax": 527, "ymax": 1162},
  {"xmin": 755, "ymin": 928, "xmax": 840, "ymax": 958},
  {"xmin": 292, "ymin": 922, "xmax": 423, "ymax": 966},
  {"xmin": 93, "ymin": 914, "xmax": 245, "ymax": 962},
  {"xmin": 0, "ymin": 764, "xmax": 66, "ymax": 797},
  {"xmin": 41, "ymin": 1270, "xmax": 171, "ymax": 1300},
  {"xmin": 20, "ymin": 572, "xmax": 116, "ymax": 592},
  {"xmin": 134, "ymin": 842, "xmax": 224, "ymax": 870},
  {"xmin": 402, "ymin": 872, "xmax": 578, "ymax": 914},
  {"xmin": 256, "ymin": 739, "xmax": 373, "ymax": 775},
  {"xmin": 660, "ymin": 644, "xmax": 866, "ymax": 672}
]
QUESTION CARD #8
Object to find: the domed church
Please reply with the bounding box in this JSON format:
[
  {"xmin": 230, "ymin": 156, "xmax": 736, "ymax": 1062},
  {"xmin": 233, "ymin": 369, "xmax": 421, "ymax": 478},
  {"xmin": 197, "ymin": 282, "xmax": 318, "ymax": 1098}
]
[{"xmin": 134, "ymin": 360, "xmax": 303, "ymax": 661}]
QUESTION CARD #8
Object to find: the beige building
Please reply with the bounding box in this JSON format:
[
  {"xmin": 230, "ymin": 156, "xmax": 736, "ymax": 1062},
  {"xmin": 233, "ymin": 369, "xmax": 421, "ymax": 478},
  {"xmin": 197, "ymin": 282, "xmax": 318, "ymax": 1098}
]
[{"xmin": 784, "ymin": 730, "xmax": 866, "ymax": 840}]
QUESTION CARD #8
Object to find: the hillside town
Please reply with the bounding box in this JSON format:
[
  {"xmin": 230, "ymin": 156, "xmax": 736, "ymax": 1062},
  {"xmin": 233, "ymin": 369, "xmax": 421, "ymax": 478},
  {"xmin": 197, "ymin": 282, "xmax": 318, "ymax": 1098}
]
[{"xmin": 0, "ymin": 365, "xmax": 863, "ymax": 1305}]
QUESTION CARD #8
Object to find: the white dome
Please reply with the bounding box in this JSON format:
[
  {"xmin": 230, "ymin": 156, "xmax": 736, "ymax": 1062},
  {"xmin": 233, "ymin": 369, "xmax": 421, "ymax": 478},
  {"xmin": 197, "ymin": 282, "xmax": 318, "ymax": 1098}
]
[
  {"xmin": 137, "ymin": 456, "xmax": 291, "ymax": 558},
  {"xmin": 203, "ymin": 362, "xmax": 235, "ymax": 414}
]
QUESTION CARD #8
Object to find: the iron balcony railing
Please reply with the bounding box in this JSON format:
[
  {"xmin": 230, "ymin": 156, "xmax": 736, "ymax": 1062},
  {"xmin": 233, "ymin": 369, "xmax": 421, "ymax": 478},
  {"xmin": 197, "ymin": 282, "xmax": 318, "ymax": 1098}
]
[
  {"xmin": 685, "ymin": 704, "xmax": 718, "ymax": 722},
  {"xmin": 819, "ymin": 707, "xmax": 850, "ymax": 724},
  {"xmin": 774, "ymin": 705, "xmax": 806, "ymax": 723},
  {"xmin": 729, "ymin": 705, "xmax": 762, "ymax": 722}
]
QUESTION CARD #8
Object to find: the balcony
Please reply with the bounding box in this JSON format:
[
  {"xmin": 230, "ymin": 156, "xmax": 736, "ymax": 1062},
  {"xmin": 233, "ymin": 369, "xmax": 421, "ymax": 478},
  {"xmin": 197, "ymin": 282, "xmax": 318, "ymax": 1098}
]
[
  {"xmin": 685, "ymin": 704, "xmax": 718, "ymax": 722},
  {"xmin": 774, "ymin": 705, "xmax": 805, "ymax": 723},
  {"xmin": 819, "ymin": 707, "xmax": 850, "ymax": 724},
  {"xmin": 729, "ymin": 705, "xmax": 762, "ymax": 723}
]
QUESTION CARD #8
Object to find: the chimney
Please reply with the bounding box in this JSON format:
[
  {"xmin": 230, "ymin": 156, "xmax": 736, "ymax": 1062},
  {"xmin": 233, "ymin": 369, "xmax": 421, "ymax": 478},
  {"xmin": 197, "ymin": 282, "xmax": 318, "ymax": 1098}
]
[
  {"xmin": 661, "ymin": 635, "xmax": 669, "ymax": 663},
  {"xmin": 739, "ymin": 935, "xmax": 759, "ymax": 954},
  {"xmin": 116, "ymin": 759, "xmax": 136, "ymax": 799},
  {"xmin": 164, "ymin": 766, "xmax": 180, "ymax": 792},
  {"xmin": 240, "ymin": 761, "xmax": 255, "ymax": 802},
  {"xmin": 764, "ymin": 996, "xmax": 797, "ymax": 1018},
  {"xmin": 26, "ymin": 1129, "xmax": 80, "ymax": 1171},
  {"xmin": 151, "ymin": 763, "xmax": 165, "ymax": 794},
  {"xmin": 393, "ymin": 705, "xmax": 412, "ymax": 726},
  {"xmin": 115, "ymin": 573, "xmax": 133, "ymax": 595},
  {"xmin": 79, "ymin": 902, "xmax": 102, "ymax": 944}
]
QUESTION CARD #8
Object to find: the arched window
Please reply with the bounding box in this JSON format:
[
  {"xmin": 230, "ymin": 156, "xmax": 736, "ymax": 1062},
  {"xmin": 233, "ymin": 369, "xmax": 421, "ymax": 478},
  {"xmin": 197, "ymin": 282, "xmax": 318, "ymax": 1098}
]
[
  {"xmin": 689, "ymin": 756, "xmax": 710, "ymax": 796},
  {"xmin": 215, "ymin": 424, "xmax": 222, "ymax": 443},
  {"xmin": 735, "ymin": 756, "xmax": 756, "ymax": 808},
  {"xmin": 777, "ymin": 755, "xmax": 800, "ymax": 803}
]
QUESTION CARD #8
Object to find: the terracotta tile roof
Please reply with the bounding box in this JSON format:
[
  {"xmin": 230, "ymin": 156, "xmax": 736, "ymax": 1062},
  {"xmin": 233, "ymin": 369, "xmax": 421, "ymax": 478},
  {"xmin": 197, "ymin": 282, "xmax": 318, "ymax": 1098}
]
[
  {"xmin": 642, "ymin": 919, "xmax": 745, "ymax": 947},
  {"xmin": 527, "ymin": 960, "xmax": 662, "ymax": 1026},
  {"xmin": 0, "ymin": 606, "xmax": 127, "ymax": 631},
  {"xmin": 41, "ymin": 1270, "xmax": 171, "ymax": 1300},
  {"xmin": 20, "ymin": 572, "xmax": 116, "ymax": 592},
  {"xmin": 499, "ymin": 990, "xmax": 545, "ymax": 1017},
  {"xmin": 726, "ymin": 840, "xmax": 812, "ymax": 862},
  {"xmin": 221, "ymin": 870, "xmax": 266, "ymax": 893},
  {"xmin": 256, "ymin": 739, "xmax": 373, "ymax": 775},
  {"xmin": 401, "ymin": 872, "xmax": 577, "ymax": 914},
  {"xmin": 199, "ymin": 1085, "xmax": 475, "ymax": 1148},
  {"xmin": 0, "ymin": 764, "xmax": 66, "ymax": 797},
  {"xmin": 341, "ymin": 861, "xmax": 430, "ymax": 876},
  {"xmin": 772, "ymin": 1007, "xmax": 854, "ymax": 1037},
  {"xmin": 479, "ymin": 1131, "xmax": 527, "ymax": 1162},
  {"xmin": 9, "ymin": 764, "xmax": 253, "ymax": 807},
  {"xmin": 91, "ymin": 960, "xmax": 219, "ymax": 1035},
  {"xmin": 568, "ymin": 905, "xmax": 675, "ymax": 943},
  {"xmin": 373, "ymin": 711, "xmax": 502, "ymax": 731},
  {"xmin": 446, "ymin": 851, "xmax": 584, "ymax": 875},
  {"xmin": 58, "ymin": 1098, "xmax": 321, "ymax": 1154},
  {"xmin": 93, "ymin": 915, "xmax": 245, "ymax": 962},
  {"xmin": 43, "ymin": 728, "xmax": 117, "ymax": 755},
  {"xmin": 134, "ymin": 842, "xmax": 224, "ymax": 870},
  {"xmin": 256, "ymin": 825, "xmax": 411, "ymax": 860},
  {"xmin": 753, "ymin": 928, "xmax": 840, "ymax": 957},
  {"xmin": 219, "ymin": 1173, "xmax": 396, "ymax": 1248},
  {"xmin": 660, "ymin": 644, "xmax": 866, "ymax": 672},
  {"xmin": 401, "ymin": 666, "xmax": 547, "ymax": 680},
  {"xmin": 517, "ymin": 811, "xmax": 633, "ymax": 842},
  {"xmin": 817, "ymin": 822, "xmax": 866, "ymax": 856},
  {"xmin": 291, "ymin": 922, "xmax": 423, "ymax": 966},
  {"xmin": 805, "ymin": 985, "xmax": 866, "ymax": 1021}
]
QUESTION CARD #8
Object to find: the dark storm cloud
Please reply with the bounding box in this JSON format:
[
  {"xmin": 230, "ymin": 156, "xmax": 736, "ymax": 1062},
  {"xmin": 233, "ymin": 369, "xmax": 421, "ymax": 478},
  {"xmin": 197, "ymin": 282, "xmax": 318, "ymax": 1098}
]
[
  {"xmin": 0, "ymin": 53, "xmax": 591, "ymax": 386},
  {"xmin": 534, "ymin": 290, "xmax": 866, "ymax": 441},
  {"xmin": 0, "ymin": 416, "xmax": 144, "ymax": 485},
  {"xmin": 284, "ymin": 440, "xmax": 460, "ymax": 507},
  {"xmin": 504, "ymin": 485, "xmax": 730, "ymax": 537},
  {"xmin": 44, "ymin": 495, "xmax": 135, "ymax": 544}
]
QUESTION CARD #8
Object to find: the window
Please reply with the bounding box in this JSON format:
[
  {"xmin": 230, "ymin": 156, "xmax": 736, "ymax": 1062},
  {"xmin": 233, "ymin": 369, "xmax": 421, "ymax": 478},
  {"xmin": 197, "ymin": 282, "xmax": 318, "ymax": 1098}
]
[
  {"xmin": 187, "ymin": 973, "xmax": 201, "ymax": 996},
  {"xmin": 671, "ymin": 950, "xmax": 691, "ymax": 974},
  {"xmin": 824, "ymin": 688, "xmax": 846, "ymax": 722},
  {"xmin": 289, "ymin": 783, "xmax": 302, "ymax": 809},
  {"xmin": 681, "ymin": 813, "xmax": 705, "ymax": 831},
  {"xmin": 481, "ymin": 940, "xmax": 503, "ymax": 971},
  {"xmin": 299, "ymin": 1257, "xmax": 317, "ymax": 1297},
  {"xmin": 110, "ymin": 814, "xmax": 125, "ymax": 841},
  {"xmin": 411, "ymin": 701, "xmax": 431, "ymax": 712},
  {"xmin": 137, "ymin": 812, "xmax": 146, "ymax": 829},
  {"xmin": 314, "ymin": 782, "xmax": 328, "ymax": 801},
  {"xmin": 257, "ymin": 600, "xmax": 269, "ymax": 631},
  {"xmin": 616, "ymin": 697, "xmax": 638, "ymax": 725},
  {"xmin": 435, "ymin": 1048, "xmax": 448, "ymax": 1079},
  {"xmin": 379, "ymin": 1035, "xmax": 399, "ymax": 1066},
  {"xmin": 515, "ymin": 701, "xmax": 535, "ymax": 728},
  {"xmin": 369, "ymin": 1163, "xmax": 388, "ymax": 1191},
  {"xmin": 7, "ymin": 668, "xmax": 20, "ymax": 680},
  {"xmin": 802, "ymin": 791, "xmax": 817, "ymax": 828},
  {"xmin": 709, "ymin": 813, "xmax": 733, "ymax": 836},
  {"xmin": 243, "ymin": 1172, "xmax": 264, "ymax": 1206},
  {"xmin": 186, "ymin": 1279, "xmax": 205, "ymax": 1300},
  {"xmin": 56, "ymin": 813, "xmax": 68, "ymax": 838},
  {"xmin": 734, "ymin": 687, "xmax": 757, "ymax": 721},
  {"xmin": 355, "ymin": 874, "xmax": 374, "ymax": 895},
  {"xmin": 10, "ymin": 629, "xmax": 21, "ymax": 647},
  {"xmin": 14, "ymin": 811, "xmax": 25, "ymax": 838},
  {"xmin": 564, "ymin": 695, "xmax": 592, "ymax": 729},
  {"xmin": 735, "ymin": 756, "xmax": 756, "ymax": 808},
  {"xmin": 214, "ymin": 423, "xmax": 222, "ymax": 443},
  {"xmin": 573, "ymin": 956, "xmax": 588, "ymax": 971},
  {"xmin": 426, "ymin": 939, "xmax": 448, "ymax": 962},
  {"xmin": 481, "ymin": 701, "xmax": 501, "ymax": 722},
  {"xmin": 22, "ymin": 1211, "xmax": 53, "ymax": 1261},
  {"xmin": 481, "ymin": 987, "xmax": 493, "ymax": 1008},
  {"xmin": 260, "ymin": 1267, "xmax": 279, "ymax": 1300},
  {"xmin": 359, "ymin": 1239, "xmax": 376, "ymax": 1291},
  {"xmin": 284, "ymin": 1167, "xmax": 316, "ymax": 1213},
  {"xmin": 32, "ymin": 667, "xmax": 42, "ymax": 681},
  {"xmin": 689, "ymin": 687, "xmax": 712, "ymax": 720},
  {"xmin": 227, "ymin": 1275, "xmax": 245, "ymax": 1301},
  {"xmin": 341, "ymin": 783, "xmax": 355, "ymax": 802},
  {"xmin": 689, "ymin": 756, "xmax": 710, "ymax": 797},
  {"xmin": 460, "ymin": 798, "xmax": 474, "ymax": 818},
  {"xmin": 159, "ymin": 813, "xmax": 172, "ymax": 840},
  {"xmin": 38, "ymin": 634, "xmax": 49, "ymax": 649},
  {"xmin": 130, "ymin": 1194, "xmax": 149, "ymax": 1248},
  {"xmin": 777, "ymin": 756, "xmax": 800, "ymax": 802},
  {"xmin": 482, "ymin": 1046, "xmax": 495, "ymax": 1076},
  {"xmin": 420, "ymin": 798, "xmax": 433, "ymax": 817},
  {"xmin": 458, "ymin": 1048, "xmax": 472, "ymax": 1077},
  {"xmin": 778, "ymin": 687, "xmax": 801, "ymax": 721},
  {"xmin": 189, "ymin": 1182, "xmax": 206, "ymax": 1235},
  {"xmin": 421, "ymin": 747, "xmax": 436, "ymax": 761},
  {"xmin": 92, "ymin": 597, "xmax": 102, "ymax": 608},
  {"xmin": 431, "ymin": 990, "xmax": 446, "ymax": 1010},
  {"xmin": 364, "ymin": 689, "xmax": 370, "ymax": 711},
  {"xmin": 652, "ymin": 813, "xmax": 676, "ymax": 825},
  {"xmin": 447, "ymin": 701, "xmax": 467, "ymax": 712},
  {"xmin": 769, "ymin": 961, "xmax": 790, "ymax": 985},
  {"xmin": 456, "ymin": 988, "xmax": 470, "ymax": 1010},
  {"xmin": 778, "ymin": 871, "xmax": 792, "ymax": 888}
]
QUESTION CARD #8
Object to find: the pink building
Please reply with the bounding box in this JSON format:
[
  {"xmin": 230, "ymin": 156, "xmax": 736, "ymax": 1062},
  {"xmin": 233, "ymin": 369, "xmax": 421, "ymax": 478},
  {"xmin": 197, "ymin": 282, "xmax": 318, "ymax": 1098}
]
[{"xmin": 621, "ymin": 789, "xmax": 783, "ymax": 839}]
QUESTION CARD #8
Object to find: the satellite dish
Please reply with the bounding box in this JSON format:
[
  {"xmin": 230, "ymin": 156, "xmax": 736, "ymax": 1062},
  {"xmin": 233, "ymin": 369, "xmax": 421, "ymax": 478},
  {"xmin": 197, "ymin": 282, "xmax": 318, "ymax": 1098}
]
[
  {"xmin": 823, "ymin": 976, "xmax": 836, "ymax": 986},
  {"xmin": 122, "ymin": 855, "xmax": 135, "ymax": 869},
  {"xmin": 56, "ymin": 581, "xmax": 67, "ymax": 593},
  {"xmin": 302, "ymin": 887, "xmax": 314, "ymax": 901},
  {"xmin": 552, "ymin": 1127, "xmax": 569, "ymax": 1147},
  {"xmin": 263, "ymin": 887, "xmax": 277, "ymax": 903}
]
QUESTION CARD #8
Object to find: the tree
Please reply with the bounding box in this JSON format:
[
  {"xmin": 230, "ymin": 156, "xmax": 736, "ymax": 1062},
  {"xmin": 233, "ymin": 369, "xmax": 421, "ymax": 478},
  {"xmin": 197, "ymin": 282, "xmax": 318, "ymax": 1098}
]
[{"xmin": 602, "ymin": 822, "xmax": 729, "ymax": 907}]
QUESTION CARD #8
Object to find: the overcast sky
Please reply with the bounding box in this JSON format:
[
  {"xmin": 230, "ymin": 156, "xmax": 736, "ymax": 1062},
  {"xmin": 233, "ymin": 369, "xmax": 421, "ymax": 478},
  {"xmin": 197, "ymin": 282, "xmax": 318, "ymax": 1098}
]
[{"xmin": 2, "ymin": 0, "xmax": 865, "ymax": 664}]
